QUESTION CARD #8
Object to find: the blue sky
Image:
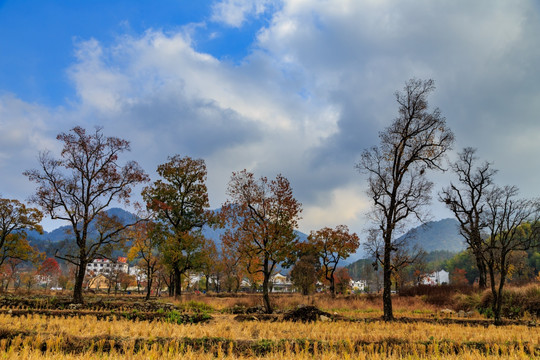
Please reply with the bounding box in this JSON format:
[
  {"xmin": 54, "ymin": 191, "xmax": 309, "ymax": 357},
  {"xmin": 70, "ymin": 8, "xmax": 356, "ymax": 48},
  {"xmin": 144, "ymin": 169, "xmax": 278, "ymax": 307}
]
[
  {"xmin": 0, "ymin": 0, "xmax": 271, "ymax": 105},
  {"xmin": 1, "ymin": 0, "xmax": 540, "ymax": 245}
]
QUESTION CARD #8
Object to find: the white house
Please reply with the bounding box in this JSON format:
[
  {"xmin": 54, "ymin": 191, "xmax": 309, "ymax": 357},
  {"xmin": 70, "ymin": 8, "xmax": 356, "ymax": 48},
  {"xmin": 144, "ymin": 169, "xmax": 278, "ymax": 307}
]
[
  {"xmin": 350, "ymin": 279, "xmax": 368, "ymax": 292},
  {"xmin": 270, "ymin": 273, "xmax": 294, "ymax": 293},
  {"xmin": 86, "ymin": 257, "xmax": 129, "ymax": 276},
  {"xmin": 422, "ymin": 270, "xmax": 449, "ymax": 285}
]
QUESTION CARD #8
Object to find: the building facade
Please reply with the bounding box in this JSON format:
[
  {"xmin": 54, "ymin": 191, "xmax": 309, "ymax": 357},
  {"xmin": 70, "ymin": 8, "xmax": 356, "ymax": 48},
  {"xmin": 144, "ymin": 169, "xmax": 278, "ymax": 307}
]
[{"xmin": 86, "ymin": 257, "xmax": 129, "ymax": 276}]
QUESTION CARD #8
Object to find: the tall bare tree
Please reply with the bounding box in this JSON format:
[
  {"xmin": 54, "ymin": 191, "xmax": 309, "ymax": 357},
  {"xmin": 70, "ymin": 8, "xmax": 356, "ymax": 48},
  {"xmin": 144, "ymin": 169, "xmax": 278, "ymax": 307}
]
[
  {"xmin": 356, "ymin": 79, "xmax": 454, "ymax": 321},
  {"xmin": 483, "ymin": 186, "xmax": 540, "ymax": 324},
  {"xmin": 363, "ymin": 227, "xmax": 426, "ymax": 292},
  {"xmin": 439, "ymin": 147, "xmax": 496, "ymax": 288},
  {"xmin": 24, "ymin": 126, "xmax": 149, "ymax": 303}
]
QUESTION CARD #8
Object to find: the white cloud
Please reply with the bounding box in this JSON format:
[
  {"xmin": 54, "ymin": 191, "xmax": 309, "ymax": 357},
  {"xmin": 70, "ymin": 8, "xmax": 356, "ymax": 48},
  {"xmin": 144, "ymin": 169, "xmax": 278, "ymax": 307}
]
[
  {"xmin": 211, "ymin": 0, "xmax": 278, "ymax": 27},
  {"xmin": 2, "ymin": 0, "xmax": 540, "ymax": 240},
  {"xmin": 0, "ymin": 94, "xmax": 62, "ymax": 197},
  {"xmin": 301, "ymin": 183, "xmax": 370, "ymax": 234}
]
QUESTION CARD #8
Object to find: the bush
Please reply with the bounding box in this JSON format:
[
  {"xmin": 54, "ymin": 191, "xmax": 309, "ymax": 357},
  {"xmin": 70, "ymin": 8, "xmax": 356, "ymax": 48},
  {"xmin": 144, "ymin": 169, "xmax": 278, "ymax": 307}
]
[
  {"xmin": 165, "ymin": 310, "xmax": 212, "ymax": 324},
  {"xmin": 479, "ymin": 284, "xmax": 540, "ymax": 318},
  {"xmin": 453, "ymin": 292, "xmax": 482, "ymax": 312},
  {"xmin": 400, "ymin": 284, "xmax": 477, "ymax": 308},
  {"xmin": 181, "ymin": 300, "xmax": 214, "ymax": 313}
]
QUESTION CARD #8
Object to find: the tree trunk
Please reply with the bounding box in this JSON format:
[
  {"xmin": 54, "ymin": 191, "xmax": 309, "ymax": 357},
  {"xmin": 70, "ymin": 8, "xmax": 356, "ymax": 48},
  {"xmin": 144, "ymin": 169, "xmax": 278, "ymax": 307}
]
[
  {"xmin": 146, "ymin": 276, "xmax": 153, "ymax": 301},
  {"xmin": 262, "ymin": 256, "xmax": 273, "ymax": 314},
  {"xmin": 174, "ymin": 267, "xmax": 182, "ymax": 297},
  {"xmin": 72, "ymin": 262, "xmax": 86, "ymax": 304},
  {"xmin": 168, "ymin": 271, "xmax": 174, "ymax": 297},
  {"xmin": 329, "ymin": 273, "xmax": 336, "ymax": 298},
  {"xmin": 205, "ymin": 275, "xmax": 210, "ymax": 293},
  {"xmin": 494, "ymin": 262, "xmax": 508, "ymax": 325},
  {"xmin": 472, "ymin": 247, "xmax": 487, "ymax": 288},
  {"xmin": 382, "ymin": 238, "xmax": 393, "ymax": 321},
  {"xmin": 262, "ymin": 272, "xmax": 272, "ymax": 314},
  {"xmin": 487, "ymin": 261, "xmax": 499, "ymax": 322},
  {"xmin": 494, "ymin": 281, "xmax": 504, "ymax": 325}
]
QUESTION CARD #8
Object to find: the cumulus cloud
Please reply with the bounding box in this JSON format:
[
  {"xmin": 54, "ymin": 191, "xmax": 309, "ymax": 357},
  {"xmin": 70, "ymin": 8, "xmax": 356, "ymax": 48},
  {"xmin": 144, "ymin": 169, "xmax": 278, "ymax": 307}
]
[
  {"xmin": 254, "ymin": 0, "xmax": 540, "ymax": 211},
  {"xmin": 0, "ymin": 94, "xmax": 63, "ymax": 197},
  {"xmin": 211, "ymin": 0, "xmax": 279, "ymax": 27},
  {"xmin": 2, "ymin": 0, "xmax": 540, "ymax": 240}
]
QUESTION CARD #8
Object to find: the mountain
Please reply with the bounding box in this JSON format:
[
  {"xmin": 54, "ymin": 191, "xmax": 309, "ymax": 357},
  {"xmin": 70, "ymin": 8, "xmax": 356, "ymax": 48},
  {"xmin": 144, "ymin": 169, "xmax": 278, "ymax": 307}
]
[
  {"xmin": 398, "ymin": 218, "xmax": 465, "ymax": 253},
  {"xmin": 346, "ymin": 218, "xmax": 465, "ymax": 279},
  {"xmin": 27, "ymin": 208, "xmax": 310, "ymax": 258},
  {"xmin": 26, "ymin": 208, "xmax": 138, "ymax": 244},
  {"xmin": 201, "ymin": 220, "xmax": 308, "ymax": 250}
]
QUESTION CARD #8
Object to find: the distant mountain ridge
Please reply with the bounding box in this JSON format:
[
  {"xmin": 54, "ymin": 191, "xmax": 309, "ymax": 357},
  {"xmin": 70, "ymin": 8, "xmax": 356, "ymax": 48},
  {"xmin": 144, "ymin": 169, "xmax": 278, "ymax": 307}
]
[
  {"xmin": 26, "ymin": 208, "xmax": 138, "ymax": 244},
  {"xmin": 346, "ymin": 218, "xmax": 465, "ymax": 279},
  {"xmin": 27, "ymin": 208, "xmax": 310, "ymax": 255},
  {"xmin": 398, "ymin": 218, "xmax": 465, "ymax": 253}
]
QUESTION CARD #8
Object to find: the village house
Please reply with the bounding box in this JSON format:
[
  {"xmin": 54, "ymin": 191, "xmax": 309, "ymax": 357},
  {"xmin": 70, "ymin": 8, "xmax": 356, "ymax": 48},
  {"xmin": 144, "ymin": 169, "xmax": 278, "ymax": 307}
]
[
  {"xmin": 86, "ymin": 257, "xmax": 129, "ymax": 276},
  {"xmin": 270, "ymin": 273, "xmax": 294, "ymax": 293},
  {"xmin": 422, "ymin": 270, "xmax": 450, "ymax": 285},
  {"xmin": 350, "ymin": 279, "xmax": 368, "ymax": 292}
]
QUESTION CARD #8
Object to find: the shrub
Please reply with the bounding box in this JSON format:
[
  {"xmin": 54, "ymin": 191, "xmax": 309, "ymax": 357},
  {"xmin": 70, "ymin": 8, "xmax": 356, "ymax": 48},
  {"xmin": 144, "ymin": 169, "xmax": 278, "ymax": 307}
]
[
  {"xmin": 400, "ymin": 284, "xmax": 478, "ymax": 308},
  {"xmin": 182, "ymin": 300, "xmax": 214, "ymax": 313},
  {"xmin": 479, "ymin": 284, "xmax": 540, "ymax": 318},
  {"xmin": 452, "ymin": 292, "xmax": 481, "ymax": 312}
]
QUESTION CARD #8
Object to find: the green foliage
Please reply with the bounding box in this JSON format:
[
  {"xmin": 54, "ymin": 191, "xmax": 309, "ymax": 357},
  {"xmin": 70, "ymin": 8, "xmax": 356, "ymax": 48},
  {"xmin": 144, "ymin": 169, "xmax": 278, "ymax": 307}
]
[
  {"xmin": 443, "ymin": 250, "xmax": 478, "ymax": 285},
  {"xmin": 165, "ymin": 309, "xmax": 212, "ymax": 324},
  {"xmin": 181, "ymin": 300, "xmax": 214, "ymax": 313},
  {"xmin": 346, "ymin": 258, "xmax": 374, "ymax": 280}
]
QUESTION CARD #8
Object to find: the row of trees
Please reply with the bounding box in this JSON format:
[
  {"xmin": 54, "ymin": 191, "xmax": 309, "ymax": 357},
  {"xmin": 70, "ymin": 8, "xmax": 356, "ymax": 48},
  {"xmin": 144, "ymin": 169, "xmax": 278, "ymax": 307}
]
[
  {"xmin": 0, "ymin": 257, "xmax": 63, "ymax": 291},
  {"xmin": 2, "ymin": 79, "xmax": 538, "ymax": 324},
  {"xmin": 440, "ymin": 149, "xmax": 540, "ymax": 324},
  {"xmin": 358, "ymin": 78, "xmax": 540, "ymax": 324},
  {"xmin": 0, "ymin": 126, "xmax": 360, "ymax": 314}
]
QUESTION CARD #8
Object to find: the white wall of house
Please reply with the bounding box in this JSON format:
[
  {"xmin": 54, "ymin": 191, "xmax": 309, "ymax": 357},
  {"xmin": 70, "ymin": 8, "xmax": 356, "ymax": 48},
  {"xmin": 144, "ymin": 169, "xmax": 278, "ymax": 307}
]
[
  {"xmin": 422, "ymin": 270, "xmax": 449, "ymax": 285},
  {"xmin": 86, "ymin": 258, "xmax": 129, "ymax": 276},
  {"xmin": 350, "ymin": 279, "xmax": 368, "ymax": 292}
]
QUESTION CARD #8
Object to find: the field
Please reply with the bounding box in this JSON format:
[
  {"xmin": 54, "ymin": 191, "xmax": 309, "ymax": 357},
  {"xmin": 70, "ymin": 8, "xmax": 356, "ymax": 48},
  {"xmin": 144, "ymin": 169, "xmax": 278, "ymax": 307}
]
[{"xmin": 0, "ymin": 289, "xmax": 538, "ymax": 359}]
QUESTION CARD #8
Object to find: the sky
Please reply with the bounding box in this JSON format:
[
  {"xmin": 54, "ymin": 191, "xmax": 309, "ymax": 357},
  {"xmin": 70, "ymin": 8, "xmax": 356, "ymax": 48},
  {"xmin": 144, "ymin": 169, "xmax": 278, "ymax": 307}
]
[{"xmin": 1, "ymin": 0, "xmax": 540, "ymax": 241}]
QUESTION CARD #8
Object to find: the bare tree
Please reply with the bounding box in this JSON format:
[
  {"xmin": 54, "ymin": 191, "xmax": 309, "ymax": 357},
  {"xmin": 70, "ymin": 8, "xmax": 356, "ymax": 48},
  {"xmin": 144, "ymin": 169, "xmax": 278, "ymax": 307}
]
[
  {"xmin": 363, "ymin": 228, "xmax": 426, "ymax": 293},
  {"xmin": 439, "ymin": 147, "xmax": 496, "ymax": 288},
  {"xmin": 482, "ymin": 186, "xmax": 540, "ymax": 324},
  {"xmin": 24, "ymin": 126, "xmax": 149, "ymax": 303},
  {"xmin": 356, "ymin": 79, "xmax": 454, "ymax": 321}
]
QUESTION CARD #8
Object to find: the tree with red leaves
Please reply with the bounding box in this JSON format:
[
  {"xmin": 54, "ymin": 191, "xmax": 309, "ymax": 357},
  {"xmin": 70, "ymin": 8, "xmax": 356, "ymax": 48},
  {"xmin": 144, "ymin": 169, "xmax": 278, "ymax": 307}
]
[
  {"xmin": 221, "ymin": 170, "xmax": 302, "ymax": 314},
  {"xmin": 25, "ymin": 126, "xmax": 149, "ymax": 303},
  {"xmin": 308, "ymin": 225, "xmax": 359, "ymax": 297},
  {"xmin": 38, "ymin": 258, "xmax": 61, "ymax": 288}
]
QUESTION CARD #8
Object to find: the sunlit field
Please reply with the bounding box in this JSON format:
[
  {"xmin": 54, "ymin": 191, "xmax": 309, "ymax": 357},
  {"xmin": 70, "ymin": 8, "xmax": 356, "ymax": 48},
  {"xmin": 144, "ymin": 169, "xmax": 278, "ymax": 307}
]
[{"xmin": 0, "ymin": 290, "xmax": 538, "ymax": 359}]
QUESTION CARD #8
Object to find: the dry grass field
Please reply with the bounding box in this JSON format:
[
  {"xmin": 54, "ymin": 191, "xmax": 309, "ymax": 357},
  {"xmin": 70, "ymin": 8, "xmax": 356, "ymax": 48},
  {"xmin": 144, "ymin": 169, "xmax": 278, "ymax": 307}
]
[{"xmin": 0, "ymin": 288, "xmax": 537, "ymax": 359}]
